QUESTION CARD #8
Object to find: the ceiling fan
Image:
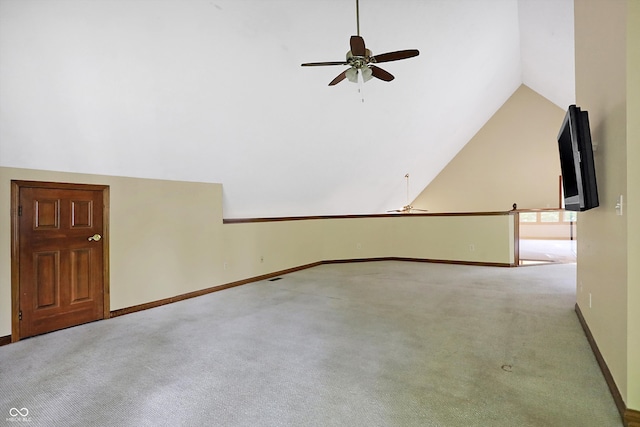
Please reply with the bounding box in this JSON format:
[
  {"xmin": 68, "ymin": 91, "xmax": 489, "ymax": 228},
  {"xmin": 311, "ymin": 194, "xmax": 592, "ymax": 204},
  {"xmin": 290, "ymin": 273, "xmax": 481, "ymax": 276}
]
[
  {"xmin": 388, "ymin": 174, "xmax": 429, "ymax": 213},
  {"xmin": 301, "ymin": 0, "xmax": 419, "ymax": 86}
]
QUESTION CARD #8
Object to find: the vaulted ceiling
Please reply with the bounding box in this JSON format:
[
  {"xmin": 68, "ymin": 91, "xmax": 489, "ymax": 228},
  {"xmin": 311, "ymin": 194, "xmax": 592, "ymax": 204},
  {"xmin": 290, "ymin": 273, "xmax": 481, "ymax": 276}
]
[{"xmin": 0, "ymin": 0, "xmax": 574, "ymax": 218}]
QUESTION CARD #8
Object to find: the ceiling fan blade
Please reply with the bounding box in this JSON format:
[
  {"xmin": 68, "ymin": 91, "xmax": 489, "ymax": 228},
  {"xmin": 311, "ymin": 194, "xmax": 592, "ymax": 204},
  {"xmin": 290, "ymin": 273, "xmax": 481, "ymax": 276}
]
[
  {"xmin": 350, "ymin": 35, "xmax": 366, "ymax": 56},
  {"xmin": 372, "ymin": 49, "xmax": 420, "ymax": 63},
  {"xmin": 328, "ymin": 70, "xmax": 349, "ymax": 86},
  {"xmin": 370, "ymin": 65, "xmax": 394, "ymax": 82},
  {"xmin": 301, "ymin": 61, "xmax": 349, "ymax": 67}
]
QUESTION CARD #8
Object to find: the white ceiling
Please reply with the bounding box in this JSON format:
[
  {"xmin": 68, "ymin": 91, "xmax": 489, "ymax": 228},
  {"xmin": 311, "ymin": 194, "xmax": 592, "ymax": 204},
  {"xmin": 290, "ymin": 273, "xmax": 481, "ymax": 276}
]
[
  {"xmin": 0, "ymin": 0, "xmax": 574, "ymax": 218},
  {"xmin": 519, "ymin": 0, "xmax": 575, "ymax": 108}
]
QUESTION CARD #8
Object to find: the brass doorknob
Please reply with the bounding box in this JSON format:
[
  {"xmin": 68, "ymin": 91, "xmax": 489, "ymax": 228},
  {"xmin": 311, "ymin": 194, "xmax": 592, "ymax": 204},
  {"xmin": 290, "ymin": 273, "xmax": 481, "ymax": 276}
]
[{"xmin": 88, "ymin": 234, "xmax": 102, "ymax": 242}]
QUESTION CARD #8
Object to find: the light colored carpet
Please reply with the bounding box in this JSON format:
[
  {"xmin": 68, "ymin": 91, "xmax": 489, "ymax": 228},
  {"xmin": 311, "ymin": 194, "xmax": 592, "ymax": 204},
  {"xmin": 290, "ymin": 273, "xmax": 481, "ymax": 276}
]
[
  {"xmin": 520, "ymin": 239, "xmax": 577, "ymax": 264},
  {"xmin": 0, "ymin": 261, "xmax": 621, "ymax": 426}
]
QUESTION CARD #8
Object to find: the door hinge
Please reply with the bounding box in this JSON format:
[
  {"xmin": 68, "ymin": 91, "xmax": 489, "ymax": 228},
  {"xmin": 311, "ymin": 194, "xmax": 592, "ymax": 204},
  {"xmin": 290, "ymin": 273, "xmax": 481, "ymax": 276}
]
[
  {"xmin": 19, "ymin": 310, "xmax": 22, "ymax": 321},
  {"xmin": 18, "ymin": 206, "xmax": 22, "ymax": 216}
]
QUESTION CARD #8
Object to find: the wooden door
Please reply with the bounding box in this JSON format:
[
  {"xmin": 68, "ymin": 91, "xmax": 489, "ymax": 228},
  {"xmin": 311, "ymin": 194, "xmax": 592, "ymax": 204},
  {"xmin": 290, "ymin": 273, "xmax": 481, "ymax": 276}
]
[{"xmin": 13, "ymin": 182, "xmax": 109, "ymax": 339}]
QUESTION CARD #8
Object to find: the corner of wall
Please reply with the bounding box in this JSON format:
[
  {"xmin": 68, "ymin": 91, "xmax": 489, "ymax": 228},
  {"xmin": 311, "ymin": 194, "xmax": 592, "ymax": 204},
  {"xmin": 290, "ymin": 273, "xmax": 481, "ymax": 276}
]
[{"xmin": 412, "ymin": 85, "xmax": 564, "ymax": 213}]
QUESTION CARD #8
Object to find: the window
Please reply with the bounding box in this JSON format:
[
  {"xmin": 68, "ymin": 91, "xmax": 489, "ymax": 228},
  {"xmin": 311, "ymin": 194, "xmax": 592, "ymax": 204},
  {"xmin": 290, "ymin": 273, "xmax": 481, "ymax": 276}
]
[
  {"xmin": 518, "ymin": 210, "xmax": 577, "ymax": 224},
  {"xmin": 540, "ymin": 212, "xmax": 560, "ymax": 222},
  {"xmin": 520, "ymin": 212, "xmax": 538, "ymax": 222}
]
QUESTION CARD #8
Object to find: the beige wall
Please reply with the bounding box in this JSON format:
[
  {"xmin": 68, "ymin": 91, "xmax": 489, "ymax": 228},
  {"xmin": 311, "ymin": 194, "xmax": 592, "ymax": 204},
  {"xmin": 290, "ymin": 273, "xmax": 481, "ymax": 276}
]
[
  {"xmin": 0, "ymin": 168, "xmax": 225, "ymax": 316},
  {"xmin": 520, "ymin": 223, "xmax": 575, "ymax": 240},
  {"xmin": 626, "ymin": 0, "xmax": 640, "ymax": 409},
  {"xmin": 0, "ymin": 166, "xmax": 516, "ymax": 338},
  {"xmin": 319, "ymin": 215, "xmax": 515, "ymax": 264},
  {"xmin": 220, "ymin": 220, "xmax": 326, "ymax": 284},
  {"xmin": 575, "ymin": 0, "xmax": 639, "ymax": 412},
  {"xmin": 412, "ymin": 85, "xmax": 565, "ymax": 213}
]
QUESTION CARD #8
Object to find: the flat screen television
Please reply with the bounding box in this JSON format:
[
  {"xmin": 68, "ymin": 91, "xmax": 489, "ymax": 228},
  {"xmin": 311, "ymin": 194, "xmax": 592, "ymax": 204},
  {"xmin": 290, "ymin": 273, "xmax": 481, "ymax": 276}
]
[{"xmin": 557, "ymin": 105, "xmax": 599, "ymax": 211}]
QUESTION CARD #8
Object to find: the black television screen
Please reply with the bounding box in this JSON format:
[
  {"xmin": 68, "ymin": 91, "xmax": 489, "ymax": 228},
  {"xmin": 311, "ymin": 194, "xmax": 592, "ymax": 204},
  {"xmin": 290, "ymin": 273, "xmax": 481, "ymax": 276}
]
[{"xmin": 557, "ymin": 105, "xmax": 599, "ymax": 211}]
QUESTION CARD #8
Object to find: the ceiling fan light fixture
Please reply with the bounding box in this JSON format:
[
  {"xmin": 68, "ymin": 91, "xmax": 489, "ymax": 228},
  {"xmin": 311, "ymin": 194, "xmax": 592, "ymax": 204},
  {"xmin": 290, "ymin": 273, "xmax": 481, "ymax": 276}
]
[
  {"xmin": 362, "ymin": 66, "xmax": 373, "ymax": 82},
  {"xmin": 346, "ymin": 68, "xmax": 358, "ymax": 83}
]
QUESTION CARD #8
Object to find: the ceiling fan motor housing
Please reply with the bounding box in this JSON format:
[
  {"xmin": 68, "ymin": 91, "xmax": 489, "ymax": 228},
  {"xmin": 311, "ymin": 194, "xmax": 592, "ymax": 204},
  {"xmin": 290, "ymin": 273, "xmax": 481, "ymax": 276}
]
[{"xmin": 346, "ymin": 48, "xmax": 373, "ymax": 69}]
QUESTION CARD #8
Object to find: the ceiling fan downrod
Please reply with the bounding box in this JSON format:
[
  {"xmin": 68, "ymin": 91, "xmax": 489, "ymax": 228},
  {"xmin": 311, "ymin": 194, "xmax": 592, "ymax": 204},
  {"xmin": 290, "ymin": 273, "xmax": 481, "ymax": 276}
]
[{"xmin": 356, "ymin": 0, "xmax": 360, "ymax": 37}]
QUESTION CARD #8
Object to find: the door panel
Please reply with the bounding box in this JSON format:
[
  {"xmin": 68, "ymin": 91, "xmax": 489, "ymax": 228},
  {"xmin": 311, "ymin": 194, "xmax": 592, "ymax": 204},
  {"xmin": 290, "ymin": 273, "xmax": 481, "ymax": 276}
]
[
  {"xmin": 71, "ymin": 200, "xmax": 92, "ymax": 228},
  {"xmin": 35, "ymin": 199, "xmax": 59, "ymax": 229},
  {"xmin": 35, "ymin": 251, "xmax": 60, "ymax": 309},
  {"xmin": 71, "ymin": 249, "xmax": 91, "ymax": 302},
  {"xmin": 18, "ymin": 186, "xmax": 105, "ymax": 339}
]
